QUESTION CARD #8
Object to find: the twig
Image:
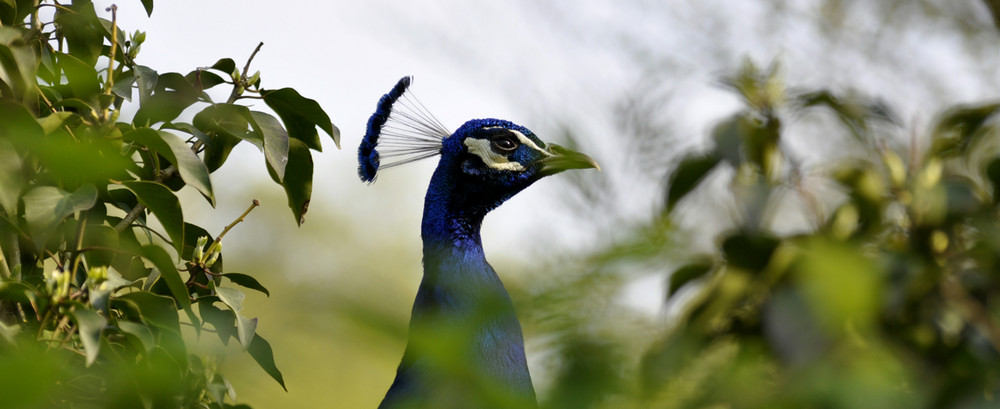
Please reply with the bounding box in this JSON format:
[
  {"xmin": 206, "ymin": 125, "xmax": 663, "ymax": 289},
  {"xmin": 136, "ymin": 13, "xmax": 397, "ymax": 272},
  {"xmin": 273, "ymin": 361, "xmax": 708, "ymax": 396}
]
[
  {"xmin": 226, "ymin": 42, "xmax": 264, "ymax": 104},
  {"xmin": 102, "ymin": 4, "xmax": 119, "ymax": 123},
  {"xmin": 70, "ymin": 212, "xmax": 88, "ymax": 277},
  {"xmin": 242, "ymin": 42, "xmax": 264, "ymax": 78},
  {"xmin": 215, "ymin": 199, "xmax": 260, "ymax": 243},
  {"xmin": 7, "ymin": 229, "xmax": 19, "ymax": 280}
]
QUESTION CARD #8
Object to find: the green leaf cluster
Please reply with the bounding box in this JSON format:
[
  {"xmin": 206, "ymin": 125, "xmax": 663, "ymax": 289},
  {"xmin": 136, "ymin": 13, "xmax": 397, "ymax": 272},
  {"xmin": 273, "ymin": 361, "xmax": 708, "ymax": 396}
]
[
  {"xmin": 0, "ymin": 1, "xmax": 335, "ymax": 407},
  {"xmin": 530, "ymin": 59, "xmax": 1000, "ymax": 409}
]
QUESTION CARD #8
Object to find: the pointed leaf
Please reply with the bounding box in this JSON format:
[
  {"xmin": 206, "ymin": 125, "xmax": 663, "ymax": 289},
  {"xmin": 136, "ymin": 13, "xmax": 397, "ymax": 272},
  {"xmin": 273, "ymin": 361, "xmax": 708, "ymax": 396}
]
[
  {"xmin": 123, "ymin": 128, "xmax": 214, "ymax": 205},
  {"xmin": 141, "ymin": 245, "xmax": 198, "ymax": 331},
  {"xmin": 54, "ymin": 3, "xmax": 103, "ymax": 66},
  {"xmin": 722, "ymin": 233, "xmax": 781, "ymax": 272},
  {"xmin": 70, "ymin": 306, "xmax": 106, "ymax": 366},
  {"xmin": 248, "ymin": 334, "xmax": 286, "ymax": 391},
  {"xmin": 117, "ymin": 320, "xmax": 155, "ymax": 353},
  {"xmin": 194, "ymin": 103, "xmax": 259, "ymax": 147},
  {"xmin": 668, "ymin": 263, "xmax": 714, "ymax": 296},
  {"xmin": 114, "ymin": 291, "xmax": 180, "ymax": 334},
  {"xmin": 930, "ymin": 103, "xmax": 1000, "ymax": 157},
  {"xmin": 270, "ymin": 138, "xmax": 313, "ymax": 225},
  {"xmin": 666, "ymin": 154, "xmax": 720, "ymax": 213},
  {"xmin": 198, "ymin": 298, "xmax": 236, "ymax": 345},
  {"xmin": 210, "ymin": 58, "xmax": 236, "ymax": 76},
  {"xmin": 0, "ymin": 138, "xmax": 22, "ymax": 216},
  {"xmin": 121, "ymin": 181, "xmax": 184, "ymax": 253},
  {"xmin": 133, "ymin": 90, "xmax": 198, "ymax": 125},
  {"xmin": 23, "ymin": 185, "xmax": 97, "ymax": 251},
  {"xmin": 248, "ymin": 111, "xmax": 289, "ymax": 181},
  {"xmin": 111, "ymin": 69, "xmax": 135, "ymax": 100},
  {"xmin": 236, "ymin": 315, "xmax": 258, "ymax": 350},
  {"xmin": 134, "ymin": 65, "xmax": 158, "ymax": 103},
  {"xmin": 57, "ymin": 52, "xmax": 101, "ymax": 102},
  {"xmin": 986, "ymin": 157, "xmax": 1000, "ymax": 204},
  {"xmin": 216, "ymin": 287, "xmax": 256, "ymax": 348},
  {"xmin": 186, "ymin": 69, "xmax": 226, "ymax": 92},
  {"xmin": 263, "ymin": 87, "xmax": 339, "ymax": 150},
  {"xmin": 223, "ymin": 273, "xmax": 269, "ymax": 297},
  {"xmin": 140, "ymin": 0, "xmax": 153, "ymax": 17}
]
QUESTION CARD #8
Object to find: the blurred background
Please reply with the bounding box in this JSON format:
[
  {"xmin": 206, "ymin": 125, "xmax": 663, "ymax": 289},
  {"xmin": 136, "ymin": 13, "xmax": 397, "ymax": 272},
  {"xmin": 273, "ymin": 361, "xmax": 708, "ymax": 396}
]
[{"xmin": 86, "ymin": 0, "xmax": 1000, "ymax": 407}]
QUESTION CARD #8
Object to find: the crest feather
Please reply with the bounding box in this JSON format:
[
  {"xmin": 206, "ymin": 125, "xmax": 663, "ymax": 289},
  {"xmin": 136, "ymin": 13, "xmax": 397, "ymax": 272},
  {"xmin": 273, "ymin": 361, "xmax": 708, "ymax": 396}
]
[{"xmin": 358, "ymin": 76, "xmax": 450, "ymax": 183}]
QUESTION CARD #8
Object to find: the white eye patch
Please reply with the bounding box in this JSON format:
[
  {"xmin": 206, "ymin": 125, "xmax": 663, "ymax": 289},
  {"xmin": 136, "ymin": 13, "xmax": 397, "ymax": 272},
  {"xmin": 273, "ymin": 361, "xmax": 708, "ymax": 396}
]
[{"xmin": 463, "ymin": 129, "xmax": 551, "ymax": 172}]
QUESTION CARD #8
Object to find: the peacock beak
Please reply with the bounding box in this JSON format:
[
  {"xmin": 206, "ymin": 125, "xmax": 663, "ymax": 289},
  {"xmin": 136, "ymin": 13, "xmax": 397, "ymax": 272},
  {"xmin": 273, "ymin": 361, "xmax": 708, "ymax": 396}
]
[{"xmin": 537, "ymin": 143, "xmax": 600, "ymax": 177}]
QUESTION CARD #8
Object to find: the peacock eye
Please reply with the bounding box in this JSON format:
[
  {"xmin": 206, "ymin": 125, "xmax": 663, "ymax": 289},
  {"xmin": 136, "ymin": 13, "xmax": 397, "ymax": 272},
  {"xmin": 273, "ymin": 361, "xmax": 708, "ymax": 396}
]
[{"xmin": 491, "ymin": 136, "xmax": 519, "ymax": 154}]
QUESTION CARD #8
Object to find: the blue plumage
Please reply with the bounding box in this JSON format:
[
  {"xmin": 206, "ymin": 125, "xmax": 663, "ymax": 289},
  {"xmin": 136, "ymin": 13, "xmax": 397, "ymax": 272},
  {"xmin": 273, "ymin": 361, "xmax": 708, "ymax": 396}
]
[
  {"xmin": 360, "ymin": 77, "xmax": 599, "ymax": 409},
  {"xmin": 359, "ymin": 76, "xmax": 412, "ymax": 183}
]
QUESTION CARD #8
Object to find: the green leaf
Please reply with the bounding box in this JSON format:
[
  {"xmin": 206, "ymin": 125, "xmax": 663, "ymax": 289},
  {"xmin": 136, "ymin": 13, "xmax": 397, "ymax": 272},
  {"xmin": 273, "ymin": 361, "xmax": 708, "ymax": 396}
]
[
  {"xmin": 70, "ymin": 306, "xmax": 107, "ymax": 366},
  {"xmin": 197, "ymin": 298, "xmax": 236, "ymax": 345},
  {"xmin": 210, "ymin": 58, "xmax": 236, "ymax": 76},
  {"xmin": 263, "ymin": 87, "xmax": 340, "ymax": 150},
  {"xmin": 0, "ymin": 138, "xmax": 22, "ymax": 217},
  {"xmin": 193, "ymin": 104, "xmax": 257, "ymax": 172},
  {"xmin": 140, "ymin": 0, "xmax": 153, "ymax": 17},
  {"xmin": 80, "ymin": 224, "xmax": 119, "ymax": 268},
  {"xmin": 215, "ymin": 287, "xmax": 257, "ymax": 348},
  {"xmin": 121, "ymin": 180, "xmax": 184, "ymax": 253},
  {"xmin": 929, "ymin": 103, "xmax": 1000, "ymax": 157},
  {"xmin": 0, "ymin": 27, "xmax": 37, "ymax": 101},
  {"xmin": 23, "ymin": 184, "xmax": 97, "ymax": 252},
  {"xmin": 794, "ymin": 90, "xmax": 897, "ymax": 143},
  {"xmin": 114, "ymin": 291, "xmax": 181, "ymax": 334},
  {"xmin": 248, "ymin": 111, "xmax": 289, "ymax": 181},
  {"xmin": 0, "ymin": 97, "xmax": 44, "ymax": 144},
  {"xmin": 118, "ymin": 320, "xmax": 155, "ymax": 353},
  {"xmin": 668, "ymin": 263, "xmax": 715, "ymax": 296},
  {"xmin": 194, "ymin": 103, "xmax": 258, "ymax": 144},
  {"xmin": 141, "ymin": 245, "xmax": 198, "ymax": 332},
  {"xmin": 37, "ymin": 111, "xmax": 80, "ymax": 135},
  {"xmin": 986, "ymin": 157, "xmax": 1000, "ymax": 204},
  {"xmin": 270, "ymin": 138, "xmax": 312, "ymax": 225},
  {"xmin": 0, "ymin": 281, "xmax": 36, "ymax": 306},
  {"xmin": 54, "ymin": 2, "xmax": 104, "ymax": 66},
  {"xmin": 721, "ymin": 233, "xmax": 781, "ymax": 272},
  {"xmin": 186, "ymin": 69, "xmax": 226, "ymax": 93},
  {"xmin": 133, "ymin": 90, "xmax": 198, "ymax": 125},
  {"xmin": 56, "ymin": 51, "xmax": 101, "ymax": 103},
  {"xmin": 134, "ymin": 65, "xmax": 158, "ymax": 103},
  {"xmin": 223, "ymin": 273, "xmax": 269, "ymax": 297},
  {"xmin": 111, "ymin": 69, "xmax": 135, "ymax": 100},
  {"xmin": 124, "ymin": 128, "xmax": 215, "ymax": 205},
  {"xmin": 665, "ymin": 154, "xmax": 721, "ymax": 213},
  {"xmin": 247, "ymin": 334, "xmax": 286, "ymax": 391}
]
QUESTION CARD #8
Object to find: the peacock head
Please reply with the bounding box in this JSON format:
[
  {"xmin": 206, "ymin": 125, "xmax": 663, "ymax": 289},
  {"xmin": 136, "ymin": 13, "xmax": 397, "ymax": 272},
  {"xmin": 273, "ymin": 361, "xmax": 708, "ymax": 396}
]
[
  {"xmin": 441, "ymin": 118, "xmax": 598, "ymax": 193},
  {"xmin": 359, "ymin": 76, "xmax": 598, "ymax": 210}
]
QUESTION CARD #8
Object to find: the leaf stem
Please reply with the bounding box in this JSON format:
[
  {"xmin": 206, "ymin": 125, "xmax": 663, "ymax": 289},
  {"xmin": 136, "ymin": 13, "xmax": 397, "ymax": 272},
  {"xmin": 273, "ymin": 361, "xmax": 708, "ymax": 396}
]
[
  {"xmin": 227, "ymin": 42, "xmax": 264, "ymax": 104},
  {"xmin": 210, "ymin": 199, "xmax": 260, "ymax": 252},
  {"xmin": 102, "ymin": 4, "xmax": 119, "ymax": 123}
]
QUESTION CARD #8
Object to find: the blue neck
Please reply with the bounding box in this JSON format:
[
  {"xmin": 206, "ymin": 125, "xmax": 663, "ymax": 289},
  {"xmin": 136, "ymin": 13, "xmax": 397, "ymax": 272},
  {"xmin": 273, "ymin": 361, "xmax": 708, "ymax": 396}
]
[{"xmin": 377, "ymin": 160, "xmax": 537, "ymax": 408}]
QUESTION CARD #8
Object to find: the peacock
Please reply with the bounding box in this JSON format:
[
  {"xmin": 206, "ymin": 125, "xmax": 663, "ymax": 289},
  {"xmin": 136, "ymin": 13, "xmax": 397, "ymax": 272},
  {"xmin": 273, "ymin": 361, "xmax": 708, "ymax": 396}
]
[{"xmin": 358, "ymin": 77, "xmax": 599, "ymax": 409}]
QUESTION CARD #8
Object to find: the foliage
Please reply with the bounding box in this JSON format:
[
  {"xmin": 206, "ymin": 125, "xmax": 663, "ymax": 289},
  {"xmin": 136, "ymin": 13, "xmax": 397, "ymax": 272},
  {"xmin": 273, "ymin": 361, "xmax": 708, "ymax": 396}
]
[
  {"xmin": 0, "ymin": 1, "xmax": 337, "ymax": 408},
  {"xmin": 527, "ymin": 58, "xmax": 1000, "ymax": 408}
]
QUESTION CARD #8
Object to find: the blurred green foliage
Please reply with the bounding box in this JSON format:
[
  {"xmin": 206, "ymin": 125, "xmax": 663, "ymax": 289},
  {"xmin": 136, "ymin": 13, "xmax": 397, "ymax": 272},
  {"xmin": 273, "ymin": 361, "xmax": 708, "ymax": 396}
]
[
  {"xmin": 520, "ymin": 59, "xmax": 1000, "ymax": 408},
  {"xmin": 0, "ymin": 1, "xmax": 337, "ymax": 408},
  {"xmin": 2, "ymin": 1, "xmax": 1000, "ymax": 409}
]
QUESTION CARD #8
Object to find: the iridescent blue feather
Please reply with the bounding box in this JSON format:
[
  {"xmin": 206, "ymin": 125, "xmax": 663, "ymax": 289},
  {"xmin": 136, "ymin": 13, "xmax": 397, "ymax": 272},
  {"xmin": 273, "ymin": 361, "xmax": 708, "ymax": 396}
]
[{"xmin": 358, "ymin": 76, "xmax": 450, "ymax": 183}]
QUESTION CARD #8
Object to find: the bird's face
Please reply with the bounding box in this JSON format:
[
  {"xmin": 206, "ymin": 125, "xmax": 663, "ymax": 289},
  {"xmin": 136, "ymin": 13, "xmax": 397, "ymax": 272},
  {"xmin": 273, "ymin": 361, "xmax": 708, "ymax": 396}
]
[{"xmin": 442, "ymin": 119, "xmax": 599, "ymax": 197}]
